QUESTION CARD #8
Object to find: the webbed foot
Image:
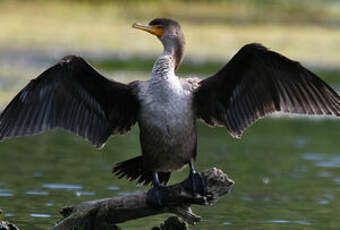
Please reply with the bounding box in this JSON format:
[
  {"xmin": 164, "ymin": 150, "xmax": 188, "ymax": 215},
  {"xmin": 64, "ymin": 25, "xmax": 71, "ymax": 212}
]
[
  {"xmin": 146, "ymin": 185, "xmax": 169, "ymax": 209},
  {"xmin": 186, "ymin": 159, "xmax": 207, "ymax": 196},
  {"xmin": 189, "ymin": 171, "xmax": 207, "ymax": 196}
]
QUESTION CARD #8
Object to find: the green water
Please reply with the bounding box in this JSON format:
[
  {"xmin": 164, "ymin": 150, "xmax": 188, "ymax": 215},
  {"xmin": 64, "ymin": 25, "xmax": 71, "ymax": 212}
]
[{"xmin": 0, "ymin": 60, "xmax": 339, "ymax": 230}]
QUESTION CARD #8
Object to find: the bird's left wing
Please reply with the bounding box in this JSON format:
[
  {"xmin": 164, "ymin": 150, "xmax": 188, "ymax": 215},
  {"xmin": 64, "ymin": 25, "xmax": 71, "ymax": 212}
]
[
  {"xmin": 194, "ymin": 43, "xmax": 340, "ymax": 138},
  {"xmin": 0, "ymin": 55, "xmax": 139, "ymax": 147}
]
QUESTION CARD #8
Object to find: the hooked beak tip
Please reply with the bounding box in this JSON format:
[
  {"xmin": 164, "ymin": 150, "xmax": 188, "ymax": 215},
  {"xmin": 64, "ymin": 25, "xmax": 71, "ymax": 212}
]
[
  {"xmin": 132, "ymin": 23, "xmax": 139, "ymax": 29},
  {"xmin": 132, "ymin": 22, "xmax": 164, "ymax": 37}
]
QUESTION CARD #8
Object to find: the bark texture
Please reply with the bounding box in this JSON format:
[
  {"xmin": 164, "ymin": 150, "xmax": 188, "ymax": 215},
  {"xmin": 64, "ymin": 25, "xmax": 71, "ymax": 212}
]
[{"xmin": 50, "ymin": 168, "xmax": 234, "ymax": 230}]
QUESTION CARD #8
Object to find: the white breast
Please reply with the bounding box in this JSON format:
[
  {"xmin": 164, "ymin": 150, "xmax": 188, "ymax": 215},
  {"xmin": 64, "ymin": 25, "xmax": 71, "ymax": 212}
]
[
  {"xmin": 139, "ymin": 77, "xmax": 193, "ymax": 130},
  {"xmin": 134, "ymin": 55, "xmax": 197, "ymax": 171}
]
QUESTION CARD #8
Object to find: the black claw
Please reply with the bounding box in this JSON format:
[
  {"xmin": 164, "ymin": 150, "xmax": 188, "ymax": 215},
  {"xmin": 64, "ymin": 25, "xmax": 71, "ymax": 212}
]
[
  {"xmin": 187, "ymin": 159, "xmax": 207, "ymax": 196},
  {"xmin": 146, "ymin": 185, "xmax": 169, "ymax": 209},
  {"xmin": 189, "ymin": 171, "xmax": 207, "ymax": 196}
]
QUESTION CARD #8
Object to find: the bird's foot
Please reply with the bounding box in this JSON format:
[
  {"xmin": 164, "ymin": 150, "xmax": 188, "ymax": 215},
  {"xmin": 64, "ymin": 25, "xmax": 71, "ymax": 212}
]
[
  {"xmin": 188, "ymin": 171, "xmax": 207, "ymax": 196},
  {"xmin": 146, "ymin": 185, "xmax": 169, "ymax": 209}
]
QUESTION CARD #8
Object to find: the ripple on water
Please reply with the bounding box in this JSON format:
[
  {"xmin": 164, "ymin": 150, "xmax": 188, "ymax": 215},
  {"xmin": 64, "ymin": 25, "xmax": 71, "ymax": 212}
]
[
  {"xmin": 25, "ymin": 190, "xmax": 49, "ymax": 196},
  {"xmin": 318, "ymin": 200, "xmax": 330, "ymax": 205},
  {"xmin": 265, "ymin": 219, "xmax": 311, "ymax": 225},
  {"xmin": 0, "ymin": 189, "xmax": 13, "ymax": 197},
  {"xmin": 303, "ymin": 153, "xmax": 325, "ymax": 161},
  {"xmin": 294, "ymin": 137, "xmax": 308, "ymax": 149},
  {"xmin": 106, "ymin": 186, "xmax": 120, "ymax": 191},
  {"xmin": 324, "ymin": 193, "xmax": 335, "ymax": 200},
  {"xmin": 30, "ymin": 213, "xmax": 51, "ymax": 218},
  {"xmin": 240, "ymin": 194, "xmax": 272, "ymax": 202},
  {"xmin": 33, "ymin": 172, "xmax": 43, "ymax": 178},
  {"xmin": 262, "ymin": 177, "xmax": 270, "ymax": 184},
  {"xmin": 46, "ymin": 202, "xmax": 54, "ymax": 207},
  {"xmin": 42, "ymin": 184, "xmax": 83, "ymax": 190},
  {"xmin": 318, "ymin": 171, "xmax": 333, "ymax": 177},
  {"xmin": 302, "ymin": 153, "xmax": 340, "ymax": 168},
  {"xmin": 240, "ymin": 196, "xmax": 253, "ymax": 201},
  {"xmin": 74, "ymin": 191, "xmax": 96, "ymax": 197},
  {"xmin": 334, "ymin": 177, "xmax": 340, "ymax": 185}
]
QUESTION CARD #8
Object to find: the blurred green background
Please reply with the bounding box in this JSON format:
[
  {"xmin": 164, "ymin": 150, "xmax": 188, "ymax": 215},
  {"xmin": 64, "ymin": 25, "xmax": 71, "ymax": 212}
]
[
  {"xmin": 1, "ymin": 0, "xmax": 340, "ymax": 103},
  {"xmin": 0, "ymin": 0, "xmax": 339, "ymax": 230}
]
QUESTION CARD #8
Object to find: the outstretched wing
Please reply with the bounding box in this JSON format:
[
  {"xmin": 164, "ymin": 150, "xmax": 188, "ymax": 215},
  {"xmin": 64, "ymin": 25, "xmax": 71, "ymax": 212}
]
[
  {"xmin": 194, "ymin": 43, "xmax": 340, "ymax": 138},
  {"xmin": 0, "ymin": 55, "xmax": 139, "ymax": 147}
]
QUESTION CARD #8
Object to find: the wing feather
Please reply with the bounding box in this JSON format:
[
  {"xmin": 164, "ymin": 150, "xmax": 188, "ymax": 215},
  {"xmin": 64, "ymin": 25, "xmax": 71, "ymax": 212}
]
[
  {"xmin": 0, "ymin": 55, "xmax": 139, "ymax": 147},
  {"xmin": 194, "ymin": 43, "xmax": 340, "ymax": 137}
]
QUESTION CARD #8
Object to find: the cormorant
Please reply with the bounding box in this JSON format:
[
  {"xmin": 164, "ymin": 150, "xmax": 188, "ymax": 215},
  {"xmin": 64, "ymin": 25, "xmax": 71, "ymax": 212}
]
[{"xmin": 0, "ymin": 18, "xmax": 339, "ymax": 207}]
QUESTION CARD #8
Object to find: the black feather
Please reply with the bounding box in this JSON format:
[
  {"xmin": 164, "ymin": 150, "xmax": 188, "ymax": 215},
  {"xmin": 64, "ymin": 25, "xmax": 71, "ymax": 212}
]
[
  {"xmin": 0, "ymin": 55, "xmax": 139, "ymax": 147},
  {"xmin": 194, "ymin": 43, "xmax": 340, "ymax": 137},
  {"xmin": 112, "ymin": 156, "xmax": 171, "ymax": 186}
]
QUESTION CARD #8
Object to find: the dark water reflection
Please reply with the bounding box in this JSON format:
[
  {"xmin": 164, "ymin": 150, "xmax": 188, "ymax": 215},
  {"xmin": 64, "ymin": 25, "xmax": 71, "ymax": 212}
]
[{"xmin": 0, "ymin": 118, "xmax": 339, "ymax": 230}]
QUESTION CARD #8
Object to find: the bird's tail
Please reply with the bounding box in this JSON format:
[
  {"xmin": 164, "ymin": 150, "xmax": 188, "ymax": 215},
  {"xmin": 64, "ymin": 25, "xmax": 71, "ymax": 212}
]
[{"xmin": 112, "ymin": 156, "xmax": 171, "ymax": 186}]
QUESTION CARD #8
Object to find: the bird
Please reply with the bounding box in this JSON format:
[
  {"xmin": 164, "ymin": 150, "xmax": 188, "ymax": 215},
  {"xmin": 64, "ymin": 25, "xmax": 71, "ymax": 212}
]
[{"xmin": 0, "ymin": 18, "xmax": 339, "ymax": 208}]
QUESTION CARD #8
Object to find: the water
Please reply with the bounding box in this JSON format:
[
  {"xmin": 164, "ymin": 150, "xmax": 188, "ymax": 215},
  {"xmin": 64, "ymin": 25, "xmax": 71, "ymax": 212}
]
[
  {"xmin": 0, "ymin": 60, "xmax": 339, "ymax": 229},
  {"xmin": 0, "ymin": 119, "xmax": 339, "ymax": 230}
]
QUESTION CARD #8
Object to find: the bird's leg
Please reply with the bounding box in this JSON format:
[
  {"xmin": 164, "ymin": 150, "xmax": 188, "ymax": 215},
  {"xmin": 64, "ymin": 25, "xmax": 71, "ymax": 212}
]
[
  {"xmin": 187, "ymin": 159, "xmax": 207, "ymax": 196},
  {"xmin": 146, "ymin": 171, "xmax": 169, "ymax": 209}
]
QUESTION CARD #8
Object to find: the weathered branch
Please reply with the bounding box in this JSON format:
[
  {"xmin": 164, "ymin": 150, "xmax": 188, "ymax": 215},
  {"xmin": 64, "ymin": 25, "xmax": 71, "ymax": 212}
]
[{"xmin": 50, "ymin": 168, "xmax": 234, "ymax": 230}]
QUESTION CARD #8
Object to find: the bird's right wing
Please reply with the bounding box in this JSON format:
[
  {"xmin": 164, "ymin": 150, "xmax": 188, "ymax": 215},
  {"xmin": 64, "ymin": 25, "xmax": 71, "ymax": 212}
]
[
  {"xmin": 0, "ymin": 55, "xmax": 139, "ymax": 147},
  {"xmin": 194, "ymin": 43, "xmax": 340, "ymax": 138}
]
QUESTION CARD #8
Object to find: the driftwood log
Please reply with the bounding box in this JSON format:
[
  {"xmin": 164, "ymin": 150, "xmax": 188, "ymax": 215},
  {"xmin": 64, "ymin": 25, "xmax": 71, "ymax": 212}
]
[{"xmin": 50, "ymin": 168, "xmax": 234, "ymax": 230}]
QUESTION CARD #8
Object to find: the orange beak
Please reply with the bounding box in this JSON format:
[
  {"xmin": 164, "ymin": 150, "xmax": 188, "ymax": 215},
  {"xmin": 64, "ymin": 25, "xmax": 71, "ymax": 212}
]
[{"xmin": 132, "ymin": 23, "xmax": 164, "ymax": 37}]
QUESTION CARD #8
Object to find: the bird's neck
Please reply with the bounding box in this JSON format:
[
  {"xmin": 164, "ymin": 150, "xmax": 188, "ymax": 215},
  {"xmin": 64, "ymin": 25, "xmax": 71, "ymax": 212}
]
[
  {"xmin": 151, "ymin": 55, "xmax": 177, "ymax": 82},
  {"xmin": 151, "ymin": 38, "xmax": 184, "ymax": 82},
  {"xmin": 150, "ymin": 55, "xmax": 183, "ymax": 93},
  {"xmin": 161, "ymin": 35, "xmax": 185, "ymax": 71},
  {"xmin": 163, "ymin": 40, "xmax": 184, "ymax": 71}
]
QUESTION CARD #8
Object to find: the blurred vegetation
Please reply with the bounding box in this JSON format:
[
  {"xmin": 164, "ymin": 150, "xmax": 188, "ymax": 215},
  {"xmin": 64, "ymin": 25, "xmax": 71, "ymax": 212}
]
[
  {"xmin": 1, "ymin": 0, "xmax": 340, "ymax": 105},
  {"xmin": 1, "ymin": 0, "xmax": 340, "ymax": 77},
  {"xmin": 5, "ymin": 0, "xmax": 340, "ymax": 26},
  {"xmin": 1, "ymin": 0, "xmax": 340, "ymax": 65}
]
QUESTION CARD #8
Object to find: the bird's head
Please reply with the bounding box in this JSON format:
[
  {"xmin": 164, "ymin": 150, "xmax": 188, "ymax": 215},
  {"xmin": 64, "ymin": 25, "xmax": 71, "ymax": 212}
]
[{"xmin": 133, "ymin": 18, "xmax": 185, "ymax": 70}]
